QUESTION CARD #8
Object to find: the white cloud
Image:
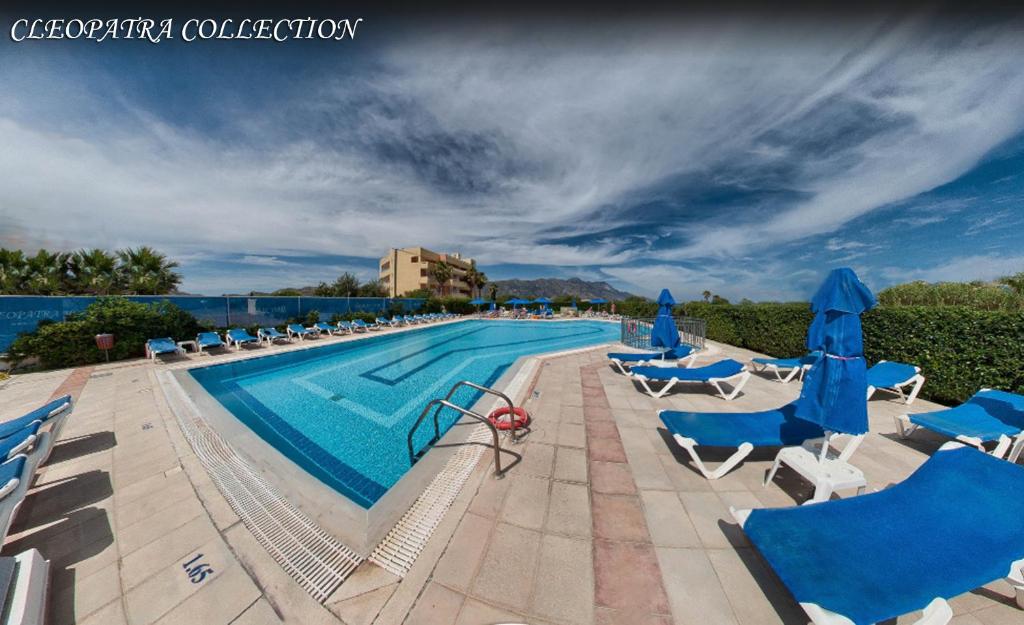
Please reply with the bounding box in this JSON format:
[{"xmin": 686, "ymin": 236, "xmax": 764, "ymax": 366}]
[
  {"xmin": 881, "ymin": 254, "xmax": 1024, "ymax": 284},
  {"xmin": 2, "ymin": 12, "xmax": 1024, "ymax": 296}
]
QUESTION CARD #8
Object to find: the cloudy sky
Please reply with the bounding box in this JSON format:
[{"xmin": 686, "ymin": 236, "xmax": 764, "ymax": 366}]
[{"xmin": 2, "ymin": 6, "xmax": 1024, "ymax": 300}]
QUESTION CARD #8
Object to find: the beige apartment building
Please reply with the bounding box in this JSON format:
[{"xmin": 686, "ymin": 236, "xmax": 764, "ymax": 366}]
[{"xmin": 379, "ymin": 247, "xmax": 476, "ymax": 298}]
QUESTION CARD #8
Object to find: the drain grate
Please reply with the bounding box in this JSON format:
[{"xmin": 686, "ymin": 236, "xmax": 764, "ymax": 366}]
[
  {"xmin": 370, "ymin": 424, "xmax": 492, "ymax": 577},
  {"xmin": 159, "ymin": 373, "xmax": 363, "ymax": 602}
]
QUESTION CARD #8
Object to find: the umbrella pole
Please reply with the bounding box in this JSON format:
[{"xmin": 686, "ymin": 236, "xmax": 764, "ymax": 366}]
[{"xmin": 818, "ymin": 431, "xmax": 833, "ymax": 463}]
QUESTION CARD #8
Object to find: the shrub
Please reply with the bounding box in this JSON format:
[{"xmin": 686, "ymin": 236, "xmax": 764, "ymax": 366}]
[
  {"xmin": 682, "ymin": 301, "xmax": 1024, "ymax": 405},
  {"xmin": 8, "ymin": 297, "xmax": 202, "ymax": 368},
  {"xmin": 877, "ymin": 281, "xmax": 1023, "ymax": 310},
  {"xmin": 421, "ymin": 296, "xmax": 475, "ymax": 315},
  {"xmin": 616, "ymin": 296, "xmax": 659, "ymax": 318}
]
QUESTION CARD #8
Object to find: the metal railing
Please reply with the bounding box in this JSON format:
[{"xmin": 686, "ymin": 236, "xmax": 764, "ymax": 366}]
[
  {"xmin": 406, "ymin": 381, "xmax": 521, "ymax": 478},
  {"xmin": 620, "ymin": 316, "xmax": 706, "ymax": 350}
]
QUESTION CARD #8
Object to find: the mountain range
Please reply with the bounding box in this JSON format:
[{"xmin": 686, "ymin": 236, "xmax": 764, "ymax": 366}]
[{"xmin": 490, "ymin": 278, "xmax": 636, "ymax": 300}]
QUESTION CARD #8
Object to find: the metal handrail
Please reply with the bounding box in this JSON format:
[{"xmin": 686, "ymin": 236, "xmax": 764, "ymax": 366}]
[{"xmin": 406, "ymin": 380, "xmax": 522, "ymax": 478}]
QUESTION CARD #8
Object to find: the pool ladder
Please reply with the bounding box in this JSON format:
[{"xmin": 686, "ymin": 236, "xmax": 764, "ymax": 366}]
[{"xmin": 406, "ymin": 381, "xmax": 522, "ymax": 478}]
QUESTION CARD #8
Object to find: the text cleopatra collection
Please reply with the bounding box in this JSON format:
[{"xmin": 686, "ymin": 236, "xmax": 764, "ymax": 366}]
[{"xmin": 9, "ymin": 17, "xmax": 363, "ymax": 43}]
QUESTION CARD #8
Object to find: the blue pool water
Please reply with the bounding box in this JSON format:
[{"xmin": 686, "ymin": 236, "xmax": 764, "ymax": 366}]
[{"xmin": 190, "ymin": 320, "xmax": 618, "ymax": 507}]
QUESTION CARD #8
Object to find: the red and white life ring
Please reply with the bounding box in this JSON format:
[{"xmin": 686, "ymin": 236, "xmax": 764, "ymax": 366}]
[{"xmin": 488, "ymin": 406, "xmax": 530, "ymax": 430}]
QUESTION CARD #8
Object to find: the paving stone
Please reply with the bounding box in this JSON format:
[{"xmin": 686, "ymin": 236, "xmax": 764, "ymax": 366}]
[
  {"xmin": 640, "ymin": 490, "xmax": 701, "ymax": 548},
  {"xmin": 657, "ymin": 547, "xmax": 739, "ymax": 625},
  {"xmin": 531, "ymin": 534, "xmax": 594, "ymax": 625},
  {"xmin": 592, "ymin": 493, "xmax": 649, "ymax": 543},
  {"xmin": 405, "ymin": 582, "xmax": 465, "ymax": 625},
  {"xmin": 50, "ymin": 561, "xmax": 122, "ymax": 625},
  {"xmin": 709, "ymin": 548, "xmax": 805, "ymax": 625},
  {"xmin": 120, "ymin": 515, "xmax": 220, "ymax": 589},
  {"xmin": 519, "ymin": 442, "xmax": 556, "ymax": 478},
  {"xmin": 152, "ymin": 559, "xmax": 262, "ymax": 625},
  {"xmin": 546, "ymin": 481, "xmax": 592, "ymax": 538},
  {"xmin": 124, "ymin": 536, "xmax": 236, "ymax": 624},
  {"xmin": 553, "ymin": 446, "xmax": 588, "ymax": 483},
  {"xmin": 499, "ymin": 474, "xmax": 550, "ymax": 530},
  {"xmin": 557, "ymin": 422, "xmax": 587, "ymax": 448},
  {"xmin": 593, "ymin": 540, "xmax": 670, "ymax": 614},
  {"xmin": 594, "ymin": 608, "xmax": 672, "ymax": 625},
  {"xmin": 230, "ymin": 598, "xmax": 284, "ymax": 625},
  {"xmin": 455, "ymin": 598, "xmax": 528, "ymax": 625},
  {"xmin": 117, "ymin": 495, "xmax": 205, "ymax": 555},
  {"xmin": 331, "ymin": 583, "xmax": 396, "ymax": 625},
  {"xmin": 470, "ymin": 523, "xmax": 542, "ymax": 609},
  {"xmin": 590, "ymin": 461, "xmax": 637, "ymax": 495},
  {"xmin": 677, "ymin": 491, "xmax": 746, "ymax": 549},
  {"xmin": 588, "ymin": 437, "xmax": 627, "ymax": 463},
  {"xmin": 77, "ymin": 599, "xmax": 128, "ymax": 625},
  {"xmin": 432, "ymin": 513, "xmax": 493, "ymax": 592}
]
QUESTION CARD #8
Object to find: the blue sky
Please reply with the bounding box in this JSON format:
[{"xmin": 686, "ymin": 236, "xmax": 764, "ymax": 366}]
[{"xmin": 2, "ymin": 9, "xmax": 1023, "ymax": 300}]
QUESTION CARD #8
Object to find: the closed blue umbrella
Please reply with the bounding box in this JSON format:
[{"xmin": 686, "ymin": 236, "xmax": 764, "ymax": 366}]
[
  {"xmin": 650, "ymin": 289, "xmax": 680, "ymax": 348},
  {"xmin": 795, "ymin": 268, "xmax": 877, "ymax": 436}
]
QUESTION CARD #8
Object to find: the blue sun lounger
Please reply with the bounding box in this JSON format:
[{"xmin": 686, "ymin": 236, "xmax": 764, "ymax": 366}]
[
  {"xmin": 866, "ymin": 360, "xmax": 925, "ymax": 404},
  {"xmin": 629, "ymin": 359, "xmax": 750, "ymax": 400},
  {"xmin": 751, "ymin": 352, "xmax": 821, "ymax": 384},
  {"xmin": 350, "ymin": 319, "xmax": 370, "ymax": 333},
  {"xmin": 312, "ymin": 322, "xmax": 338, "ymax": 336},
  {"xmin": 732, "ymin": 445, "xmax": 1024, "ymax": 625},
  {"xmin": 658, "ymin": 400, "xmax": 864, "ymax": 495},
  {"xmin": 607, "ymin": 345, "xmax": 696, "ymax": 374},
  {"xmin": 145, "ymin": 337, "xmax": 184, "ymax": 360},
  {"xmin": 896, "ymin": 389, "xmax": 1024, "ymax": 461},
  {"xmin": 196, "ymin": 332, "xmax": 225, "ymax": 353},
  {"xmin": 226, "ymin": 328, "xmax": 260, "ymax": 349},
  {"xmin": 0, "ymin": 395, "xmax": 73, "ymax": 447},
  {"xmin": 287, "ymin": 324, "xmax": 315, "ymax": 340},
  {"xmin": 258, "ymin": 327, "xmax": 290, "ymax": 344}
]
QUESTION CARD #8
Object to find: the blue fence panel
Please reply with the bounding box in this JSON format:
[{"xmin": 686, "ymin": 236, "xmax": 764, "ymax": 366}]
[{"xmin": 0, "ymin": 295, "xmax": 425, "ymax": 354}]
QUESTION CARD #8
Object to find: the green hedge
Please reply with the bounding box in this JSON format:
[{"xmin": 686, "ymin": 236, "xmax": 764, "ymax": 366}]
[
  {"xmin": 9, "ymin": 297, "xmax": 202, "ymax": 368},
  {"xmin": 683, "ymin": 302, "xmax": 1024, "ymax": 405}
]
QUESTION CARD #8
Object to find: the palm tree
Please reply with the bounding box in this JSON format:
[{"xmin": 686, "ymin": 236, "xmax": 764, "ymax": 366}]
[
  {"xmin": 487, "ymin": 283, "xmax": 498, "ymax": 301},
  {"xmin": 430, "ymin": 261, "xmax": 453, "ymax": 297},
  {"xmin": 702, "ymin": 290, "xmax": 712, "ymax": 303},
  {"xmin": 0, "ymin": 249, "xmax": 27, "ymax": 294},
  {"xmin": 68, "ymin": 248, "xmax": 118, "ymax": 294},
  {"xmin": 21, "ymin": 249, "xmax": 69, "ymax": 295},
  {"xmin": 465, "ymin": 262, "xmax": 488, "ymax": 298},
  {"xmin": 116, "ymin": 246, "xmax": 181, "ymax": 295}
]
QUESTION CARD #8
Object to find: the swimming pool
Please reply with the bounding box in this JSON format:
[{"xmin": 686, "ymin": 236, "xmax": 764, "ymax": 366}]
[{"xmin": 189, "ymin": 320, "xmax": 618, "ymax": 507}]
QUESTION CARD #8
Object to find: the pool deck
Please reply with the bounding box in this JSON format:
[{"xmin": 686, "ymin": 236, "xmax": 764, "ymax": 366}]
[{"xmin": 1, "ymin": 322, "xmax": 1021, "ymax": 625}]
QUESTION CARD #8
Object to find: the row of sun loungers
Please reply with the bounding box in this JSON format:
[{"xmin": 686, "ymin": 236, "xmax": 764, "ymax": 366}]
[
  {"xmin": 0, "ymin": 395, "xmax": 75, "ymax": 625},
  {"xmin": 146, "ymin": 313, "xmax": 459, "ymax": 359},
  {"xmin": 607, "ymin": 344, "xmax": 1024, "ymax": 624}
]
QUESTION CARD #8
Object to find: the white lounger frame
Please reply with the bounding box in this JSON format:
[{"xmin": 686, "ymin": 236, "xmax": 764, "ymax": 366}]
[
  {"xmin": 146, "ymin": 341, "xmax": 185, "ymax": 361},
  {"xmin": 867, "ymin": 360, "xmax": 926, "ymax": 405},
  {"xmin": 609, "ymin": 351, "xmax": 699, "ymax": 375},
  {"xmin": 258, "ymin": 329, "xmax": 291, "ymax": 345},
  {"xmin": 730, "ymin": 514, "xmax": 1024, "ymax": 624},
  {"xmin": 633, "ymin": 367, "xmax": 750, "ymax": 400},
  {"xmin": 2, "ymin": 549, "xmax": 49, "ymax": 625},
  {"xmin": 765, "ymin": 434, "xmax": 866, "ymax": 503},
  {"xmin": 894, "ymin": 388, "xmax": 1024, "ymax": 463},
  {"xmin": 751, "ymin": 359, "xmax": 811, "ymax": 384}
]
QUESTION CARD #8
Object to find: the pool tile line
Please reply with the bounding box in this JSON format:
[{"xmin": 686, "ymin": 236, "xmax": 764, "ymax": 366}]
[{"xmin": 581, "ymin": 362, "xmax": 673, "ymax": 622}]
